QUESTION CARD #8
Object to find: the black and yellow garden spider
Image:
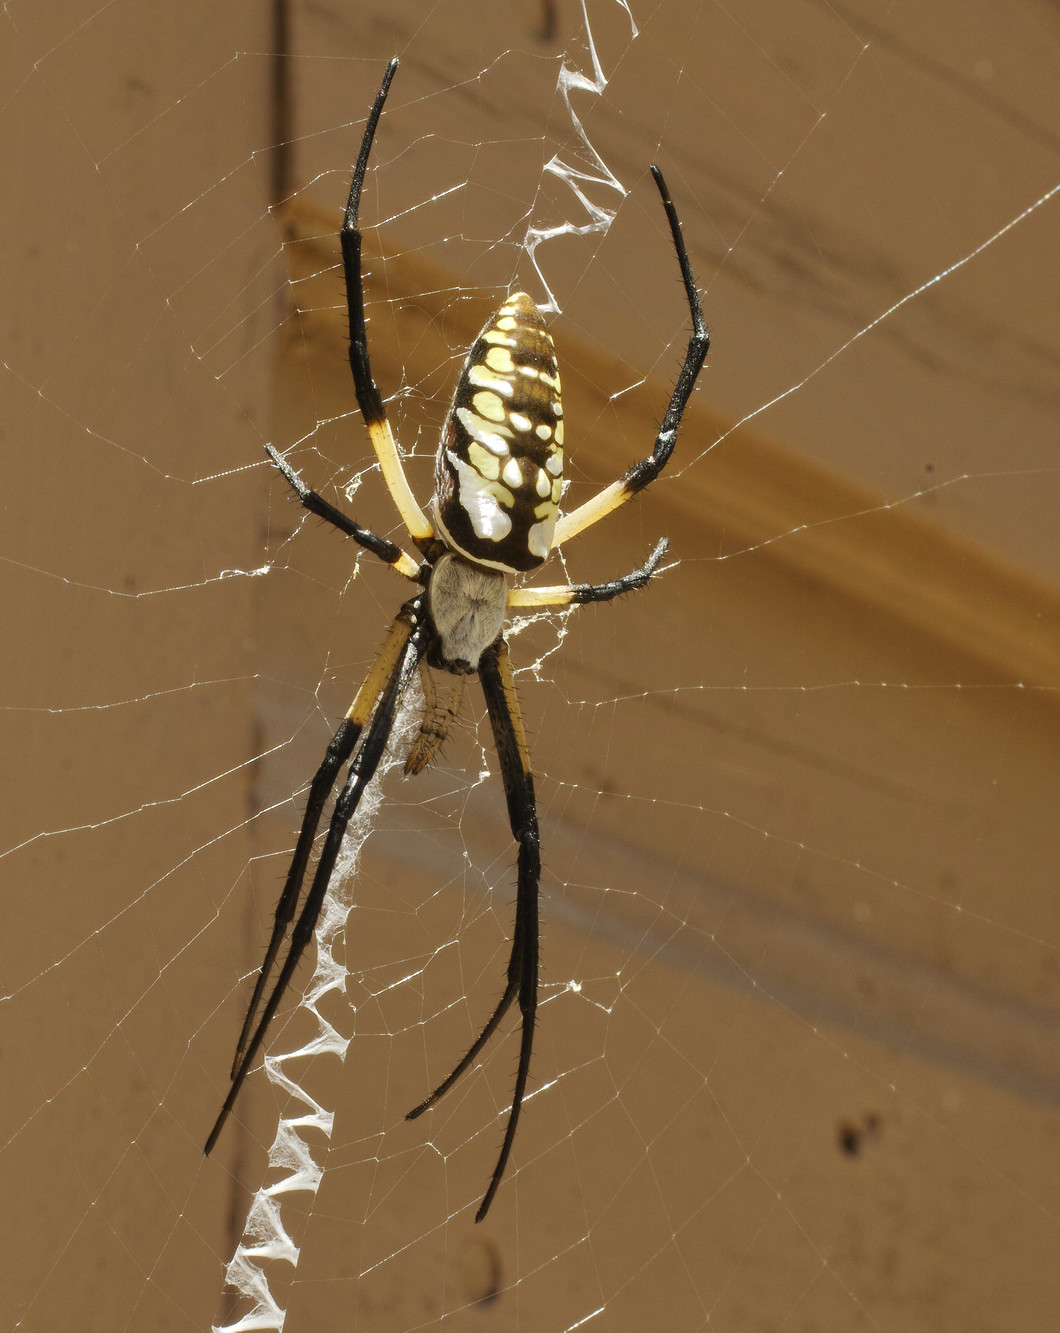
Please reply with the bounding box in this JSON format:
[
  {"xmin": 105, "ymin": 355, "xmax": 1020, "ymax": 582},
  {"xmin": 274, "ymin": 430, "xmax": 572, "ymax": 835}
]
[{"xmin": 206, "ymin": 58, "xmax": 708, "ymax": 1222}]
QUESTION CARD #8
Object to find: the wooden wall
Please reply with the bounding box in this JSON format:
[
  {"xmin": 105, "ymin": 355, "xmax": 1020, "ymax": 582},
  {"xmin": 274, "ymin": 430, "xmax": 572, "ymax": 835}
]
[{"xmin": 2, "ymin": 2, "xmax": 1057, "ymax": 1329}]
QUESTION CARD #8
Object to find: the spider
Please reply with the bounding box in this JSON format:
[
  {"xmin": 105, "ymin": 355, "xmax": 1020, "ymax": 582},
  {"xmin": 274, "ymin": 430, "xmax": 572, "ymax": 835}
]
[{"xmin": 205, "ymin": 57, "xmax": 708, "ymax": 1222}]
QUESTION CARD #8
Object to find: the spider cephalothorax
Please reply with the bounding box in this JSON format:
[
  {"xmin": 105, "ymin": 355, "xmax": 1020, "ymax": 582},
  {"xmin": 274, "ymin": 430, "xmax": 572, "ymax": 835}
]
[{"xmin": 206, "ymin": 57, "xmax": 708, "ymax": 1223}]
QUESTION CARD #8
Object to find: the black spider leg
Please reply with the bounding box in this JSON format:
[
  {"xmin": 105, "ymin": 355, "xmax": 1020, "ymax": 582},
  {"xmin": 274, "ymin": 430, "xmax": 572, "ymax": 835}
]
[
  {"xmin": 565, "ymin": 537, "xmax": 670, "ymax": 601},
  {"xmin": 623, "ymin": 166, "xmax": 710, "ymax": 498},
  {"xmin": 205, "ymin": 607, "xmax": 428, "ymax": 1155},
  {"xmin": 227, "ymin": 713, "xmax": 360, "ymax": 1081},
  {"xmin": 265, "ymin": 444, "xmax": 421, "ymax": 578},
  {"xmin": 263, "ymin": 61, "xmax": 430, "ymax": 576},
  {"xmin": 223, "ymin": 612, "xmax": 420, "ymax": 1084},
  {"xmin": 510, "ymin": 538, "xmax": 671, "ymax": 611},
  {"xmin": 406, "ymin": 639, "xmax": 540, "ymax": 1223},
  {"xmin": 341, "ymin": 57, "xmax": 397, "ymax": 449},
  {"xmin": 338, "ymin": 60, "xmax": 435, "ymax": 550},
  {"xmin": 552, "ymin": 168, "xmax": 708, "ymax": 550}
]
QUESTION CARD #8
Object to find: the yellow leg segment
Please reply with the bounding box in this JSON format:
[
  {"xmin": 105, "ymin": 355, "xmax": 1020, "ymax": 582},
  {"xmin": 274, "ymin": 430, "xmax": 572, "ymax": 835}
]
[
  {"xmin": 550, "ymin": 479, "xmax": 632, "ymax": 549},
  {"xmin": 492, "ymin": 640, "xmax": 532, "ymax": 776},
  {"xmin": 508, "ymin": 538, "xmax": 668, "ymax": 609},
  {"xmin": 507, "ymin": 583, "xmax": 578, "ymax": 609},
  {"xmin": 346, "ymin": 611, "xmax": 415, "ymax": 725},
  {"xmin": 366, "ymin": 418, "xmax": 434, "ymax": 544},
  {"xmin": 390, "ymin": 549, "xmax": 425, "ymax": 581}
]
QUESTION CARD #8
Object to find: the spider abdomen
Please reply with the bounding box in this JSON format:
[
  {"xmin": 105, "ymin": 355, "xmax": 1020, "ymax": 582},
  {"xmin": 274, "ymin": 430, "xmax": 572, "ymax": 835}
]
[{"xmin": 433, "ymin": 292, "xmax": 564, "ymax": 574}]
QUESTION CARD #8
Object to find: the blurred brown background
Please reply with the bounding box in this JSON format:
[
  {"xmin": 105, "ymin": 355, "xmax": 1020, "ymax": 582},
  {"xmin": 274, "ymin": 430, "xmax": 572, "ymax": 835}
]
[{"xmin": 2, "ymin": 1, "xmax": 1059, "ymax": 1329}]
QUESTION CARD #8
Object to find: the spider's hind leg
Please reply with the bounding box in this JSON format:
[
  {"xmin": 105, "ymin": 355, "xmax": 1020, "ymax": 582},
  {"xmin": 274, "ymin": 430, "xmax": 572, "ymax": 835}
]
[
  {"xmin": 406, "ymin": 638, "xmax": 540, "ymax": 1223},
  {"xmin": 206, "ymin": 603, "xmax": 428, "ymax": 1156}
]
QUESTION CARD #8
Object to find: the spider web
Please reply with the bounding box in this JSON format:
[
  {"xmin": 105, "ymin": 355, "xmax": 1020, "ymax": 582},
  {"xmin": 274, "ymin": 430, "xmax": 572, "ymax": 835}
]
[{"xmin": 3, "ymin": 1, "xmax": 1060, "ymax": 1330}]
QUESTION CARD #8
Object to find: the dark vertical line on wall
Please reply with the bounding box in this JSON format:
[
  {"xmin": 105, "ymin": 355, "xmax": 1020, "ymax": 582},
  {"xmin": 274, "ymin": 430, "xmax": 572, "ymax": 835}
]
[
  {"xmin": 269, "ymin": 0, "xmax": 292, "ymax": 208},
  {"xmin": 537, "ymin": 0, "xmax": 558, "ymax": 43}
]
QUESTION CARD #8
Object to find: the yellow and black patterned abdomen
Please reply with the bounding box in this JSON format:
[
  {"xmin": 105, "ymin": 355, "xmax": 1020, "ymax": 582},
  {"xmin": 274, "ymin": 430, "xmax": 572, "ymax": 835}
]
[{"xmin": 433, "ymin": 292, "xmax": 564, "ymax": 573}]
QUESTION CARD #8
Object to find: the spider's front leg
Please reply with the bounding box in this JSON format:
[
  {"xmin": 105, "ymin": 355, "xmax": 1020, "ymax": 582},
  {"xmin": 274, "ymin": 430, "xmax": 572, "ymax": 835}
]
[
  {"xmin": 550, "ymin": 167, "xmax": 709, "ymax": 551},
  {"xmin": 339, "ymin": 57, "xmax": 435, "ymax": 551}
]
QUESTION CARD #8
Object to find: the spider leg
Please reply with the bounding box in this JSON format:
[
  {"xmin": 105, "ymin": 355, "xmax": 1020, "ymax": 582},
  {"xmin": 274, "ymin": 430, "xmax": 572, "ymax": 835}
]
[
  {"xmin": 550, "ymin": 167, "xmax": 709, "ymax": 550},
  {"xmin": 266, "ymin": 444, "xmax": 423, "ymax": 582},
  {"xmin": 406, "ymin": 638, "xmax": 539, "ymax": 1223},
  {"xmin": 227, "ymin": 713, "xmax": 359, "ymax": 1081},
  {"xmin": 226, "ymin": 613, "xmax": 421, "ymax": 1080},
  {"xmin": 341, "ymin": 58, "xmax": 434, "ymax": 548},
  {"xmin": 206, "ymin": 605, "xmax": 428, "ymax": 1155},
  {"xmin": 507, "ymin": 538, "xmax": 670, "ymax": 609}
]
